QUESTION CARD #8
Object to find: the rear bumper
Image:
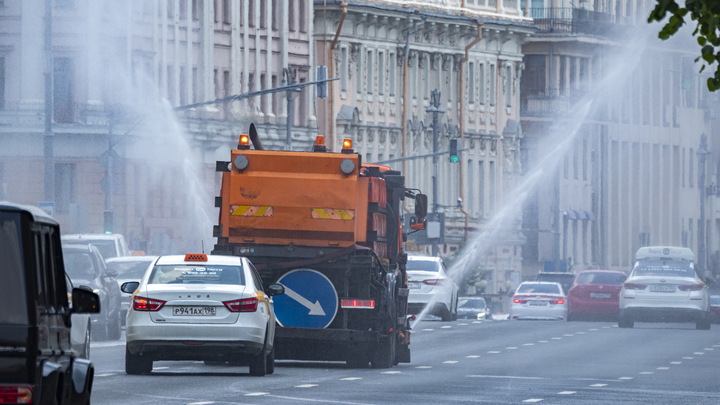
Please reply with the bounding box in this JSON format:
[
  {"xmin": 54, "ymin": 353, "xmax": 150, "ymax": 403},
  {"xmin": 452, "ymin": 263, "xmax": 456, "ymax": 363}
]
[
  {"xmin": 619, "ymin": 307, "xmax": 709, "ymax": 323},
  {"xmin": 511, "ymin": 304, "xmax": 567, "ymax": 320},
  {"xmin": 274, "ymin": 326, "xmax": 385, "ymax": 361},
  {"xmin": 568, "ymin": 297, "xmax": 619, "ymax": 314},
  {"xmin": 127, "ymin": 340, "xmax": 264, "ymax": 360}
]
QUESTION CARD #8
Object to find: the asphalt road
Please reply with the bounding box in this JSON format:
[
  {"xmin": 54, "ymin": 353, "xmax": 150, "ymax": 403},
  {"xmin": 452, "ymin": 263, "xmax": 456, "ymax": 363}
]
[{"xmin": 89, "ymin": 319, "xmax": 720, "ymax": 404}]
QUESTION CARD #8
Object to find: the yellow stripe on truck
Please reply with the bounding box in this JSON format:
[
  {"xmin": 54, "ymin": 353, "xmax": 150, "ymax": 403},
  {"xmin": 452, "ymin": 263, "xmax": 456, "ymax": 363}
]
[
  {"xmin": 231, "ymin": 205, "xmax": 273, "ymax": 217},
  {"xmin": 311, "ymin": 208, "xmax": 355, "ymax": 220}
]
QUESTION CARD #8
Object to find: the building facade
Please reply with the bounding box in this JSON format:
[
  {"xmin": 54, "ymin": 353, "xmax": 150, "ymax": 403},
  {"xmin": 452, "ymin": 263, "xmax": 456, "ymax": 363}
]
[
  {"xmin": 314, "ymin": 0, "xmax": 535, "ymax": 295},
  {"xmin": 0, "ymin": 0, "xmax": 315, "ymax": 253}
]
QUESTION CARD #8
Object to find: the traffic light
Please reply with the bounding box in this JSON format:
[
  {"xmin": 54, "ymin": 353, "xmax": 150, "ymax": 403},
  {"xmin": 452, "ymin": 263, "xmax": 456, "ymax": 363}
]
[
  {"xmin": 103, "ymin": 211, "xmax": 114, "ymax": 234},
  {"xmin": 449, "ymin": 138, "xmax": 459, "ymax": 163}
]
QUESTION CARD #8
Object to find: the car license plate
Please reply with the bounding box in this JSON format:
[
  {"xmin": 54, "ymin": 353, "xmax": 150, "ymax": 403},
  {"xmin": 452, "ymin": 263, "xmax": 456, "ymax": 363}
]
[
  {"xmin": 590, "ymin": 293, "xmax": 612, "ymax": 299},
  {"xmin": 173, "ymin": 306, "xmax": 216, "ymax": 316},
  {"xmin": 529, "ymin": 300, "xmax": 546, "ymax": 306},
  {"xmin": 649, "ymin": 285, "xmax": 675, "ymax": 292},
  {"xmin": 408, "ymin": 282, "xmax": 421, "ymax": 290}
]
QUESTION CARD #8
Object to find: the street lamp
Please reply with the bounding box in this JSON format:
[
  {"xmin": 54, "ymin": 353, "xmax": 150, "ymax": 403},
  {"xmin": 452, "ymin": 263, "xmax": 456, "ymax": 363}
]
[
  {"xmin": 426, "ymin": 89, "xmax": 445, "ymax": 256},
  {"xmin": 697, "ymin": 134, "xmax": 711, "ymax": 276}
]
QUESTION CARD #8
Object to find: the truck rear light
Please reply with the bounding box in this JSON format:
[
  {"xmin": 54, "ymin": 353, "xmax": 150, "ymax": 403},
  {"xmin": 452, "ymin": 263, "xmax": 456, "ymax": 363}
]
[
  {"xmin": 0, "ymin": 385, "xmax": 33, "ymax": 404},
  {"xmin": 133, "ymin": 296, "xmax": 166, "ymax": 311},
  {"xmin": 423, "ymin": 279, "xmax": 444, "ymax": 286},
  {"xmin": 340, "ymin": 299, "xmax": 375, "ymax": 309},
  {"xmin": 624, "ymin": 283, "xmax": 647, "ymax": 290},
  {"xmin": 224, "ymin": 298, "xmax": 258, "ymax": 312},
  {"xmin": 678, "ymin": 283, "xmax": 704, "ymax": 291}
]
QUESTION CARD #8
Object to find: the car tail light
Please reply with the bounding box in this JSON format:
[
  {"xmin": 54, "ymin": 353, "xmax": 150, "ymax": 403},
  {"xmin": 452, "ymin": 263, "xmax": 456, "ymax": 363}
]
[
  {"xmin": 341, "ymin": 299, "xmax": 375, "ymax": 309},
  {"xmin": 678, "ymin": 283, "xmax": 704, "ymax": 291},
  {"xmin": 133, "ymin": 296, "xmax": 166, "ymax": 311},
  {"xmin": 423, "ymin": 279, "xmax": 444, "ymax": 286},
  {"xmin": 624, "ymin": 283, "xmax": 647, "ymax": 290},
  {"xmin": 223, "ymin": 298, "xmax": 258, "ymax": 312},
  {"xmin": 549, "ymin": 299, "xmax": 565, "ymax": 305},
  {"xmin": 0, "ymin": 385, "xmax": 33, "ymax": 404},
  {"xmin": 512, "ymin": 297, "xmax": 527, "ymax": 304}
]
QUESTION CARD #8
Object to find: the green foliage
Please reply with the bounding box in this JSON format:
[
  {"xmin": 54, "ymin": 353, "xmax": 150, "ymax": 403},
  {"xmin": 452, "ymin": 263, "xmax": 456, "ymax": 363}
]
[{"xmin": 649, "ymin": 0, "xmax": 720, "ymax": 91}]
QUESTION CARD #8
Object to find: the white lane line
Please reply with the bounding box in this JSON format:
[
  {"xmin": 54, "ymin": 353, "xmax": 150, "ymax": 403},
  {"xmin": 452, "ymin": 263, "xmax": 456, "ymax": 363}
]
[
  {"xmin": 441, "ymin": 326, "xmax": 452, "ymax": 329},
  {"xmin": 523, "ymin": 343, "xmax": 535, "ymax": 346},
  {"xmin": 618, "ymin": 377, "xmax": 633, "ymax": 380},
  {"xmin": 563, "ymin": 334, "xmax": 574, "ymax": 337},
  {"xmin": 95, "ymin": 373, "xmax": 116, "ymax": 377},
  {"xmin": 459, "ymin": 323, "xmax": 469, "ymax": 326},
  {"xmin": 487, "ymin": 351, "xmax": 501, "ymax": 354},
  {"xmin": 416, "ymin": 366, "xmax": 433, "ymax": 369},
  {"xmin": 551, "ymin": 337, "xmax": 562, "ymax": 340},
  {"xmin": 295, "ymin": 384, "xmax": 318, "ymax": 388},
  {"xmin": 466, "ymin": 355, "xmax": 481, "ymax": 358},
  {"xmin": 153, "ymin": 367, "xmax": 169, "ymax": 370},
  {"xmin": 576, "ymin": 332, "xmax": 585, "ymax": 334},
  {"xmin": 193, "ymin": 361, "xmax": 204, "ymax": 364},
  {"xmin": 473, "ymin": 321, "xmax": 482, "ymax": 324},
  {"xmin": 506, "ymin": 347, "xmax": 518, "ymax": 350},
  {"xmin": 657, "ymin": 367, "xmax": 670, "ymax": 370},
  {"xmin": 244, "ymin": 393, "xmax": 269, "ymax": 397},
  {"xmin": 90, "ymin": 341, "xmax": 126, "ymax": 348},
  {"xmin": 340, "ymin": 377, "xmax": 362, "ymax": 381},
  {"xmin": 639, "ymin": 372, "xmax": 654, "ymax": 375},
  {"xmin": 188, "ymin": 402, "xmax": 215, "ymax": 405},
  {"xmin": 611, "ymin": 325, "xmax": 618, "ymax": 327},
  {"xmin": 602, "ymin": 326, "xmax": 611, "ymax": 328},
  {"xmin": 704, "ymin": 348, "xmax": 714, "ymax": 351},
  {"xmin": 590, "ymin": 384, "xmax": 607, "ymax": 387},
  {"xmin": 694, "ymin": 352, "xmax": 705, "ymax": 355},
  {"xmin": 381, "ymin": 371, "xmax": 401, "ymax": 374},
  {"xmin": 589, "ymin": 328, "xmax": 599, "ymax": 331},
  {"xmin": 522, "ymin": 399, "xmax": 544, "ymax": 403},
  {"xmin": 558, "ymin": 391, "xmax": 576, "ymax": 395},
  {"xmin": 422, "ymin": 329, "xmax": 434, "ymax": 331},
  {"xmin": 467, "ymin": 375, "xmax": 545, "ymax": 380},
  {"xmin": 683, "ymin": 357, "xmax": 694, "ymax": 359},
  {"xmin": 670, "ymin": 362, "xmax": 682, "ymax": 365},
  {"xmin": 538, "ymin": 340, "xmax": 549, "ymax": 343},
  {"xmin": 713, "ymin": 345, "xmax": 720, "ymax": 347},
  {"xmin": 443, "ymin": 361, "xmax": 459, "ymax": 364}
]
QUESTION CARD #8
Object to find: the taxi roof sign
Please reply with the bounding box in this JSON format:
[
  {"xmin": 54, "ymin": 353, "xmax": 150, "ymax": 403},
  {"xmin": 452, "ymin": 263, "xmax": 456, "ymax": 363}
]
[{"xmin": 635, "ymin": 246, "xmax": 694, "ymax": 262}]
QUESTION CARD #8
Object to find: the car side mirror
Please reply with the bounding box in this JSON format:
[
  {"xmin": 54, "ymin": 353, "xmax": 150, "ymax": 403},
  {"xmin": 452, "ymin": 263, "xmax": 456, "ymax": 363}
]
[
  {"xmin": 415, "ymin": 194, "xmax": 428, "ymax": 218},
  {"xmin": 617, "ymin": 275, "xmax": 628, "ymax": 283},
  {"xmin": 72, "ymin": 288, "xmax": 101, "ymax": 314},
  {"xmin": 410, "ymin": 216, "xmax": 426, "ymax": 230},
  {"xmin": 121, "ymin": 281, "xmax": 140, "ymax": 294},
  {"xmin": 266, "ymin": 284, "xmax": 285, "ymax": 297},
  {"xmin": 105, "ymin": 269, "xmax": 119, "ymax": 278}
]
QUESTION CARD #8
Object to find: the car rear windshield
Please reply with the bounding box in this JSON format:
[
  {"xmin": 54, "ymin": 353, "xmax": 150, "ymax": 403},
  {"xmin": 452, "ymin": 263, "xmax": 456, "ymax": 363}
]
[
  {"xmin": 148, "ymin": 265, "xmax": 245, "ymax": 285},
  {"xmin": 107, "ymin": 261, "xmax": 153, "ymax": 279},
  {"xmin": 63, "ymin": 250, "xmax": 98, "ymax": 280},
  {"xmin": 633, "ymin": 260, "xmax": 695, "ymax": 278},
  {"xmin": 407, "ymin": 260, "xmax": 440, "ymax": 272},
  {"xmin": 575, "ymin": 272, "xmax": 624, "ymax": 285},
  {"xmin": 517, "ymin": 283, "xmax": 561, "ymax": 294},
  {"xmin": 459, "ymin": 299, "xmax": 486, "ymax": 309},
  {"xmin": 0, "ymin": 212, "xmax": 29, "ymax": 325},
  {"xmin": 710, "ymin": 296, "xmax": 720, "ymax": 306}
]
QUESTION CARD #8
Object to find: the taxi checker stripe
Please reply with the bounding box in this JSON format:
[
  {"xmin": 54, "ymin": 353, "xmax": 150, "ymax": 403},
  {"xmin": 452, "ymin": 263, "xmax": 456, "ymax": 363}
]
[
  {"xmin": 311, "ymin": 208, "xmax": 354, "ymax": 220},
  {"xmin": 231, "ymin": 205, "xmax": 273, "ymax": 217}
]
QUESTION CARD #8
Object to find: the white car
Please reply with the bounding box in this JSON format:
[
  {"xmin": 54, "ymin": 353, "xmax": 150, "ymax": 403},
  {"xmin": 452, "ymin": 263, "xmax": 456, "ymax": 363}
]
[
  {"xmin": 106, "ymin": 256, "xmax": 158, "ymax": 326},
  {"xmin": 121, "ymin": 253, "xmax": 285, "ymax": 376},
  {"xmin": 62, "ymin": 233, "xmax": 131, "ymax": 260},
  {"xmin": 510, "ymin": 282, "xmax": 567, "ymax": 320},
  {"xmin": 65, "ymin": 274, "xmax": 91, "ymax": 359},
  {"xmin": 618, "ymin": 257, "xmax": 712, "ymax": 329},
  {"xmin": 406, "ymin": 256, "xmax": 458, "ymax": 321}
]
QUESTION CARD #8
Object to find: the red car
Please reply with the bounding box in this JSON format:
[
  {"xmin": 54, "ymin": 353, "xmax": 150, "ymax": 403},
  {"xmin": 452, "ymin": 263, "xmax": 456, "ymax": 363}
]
[{"xmin": 567, "ymin": 270, "xmax": 625, "ymax": 321}]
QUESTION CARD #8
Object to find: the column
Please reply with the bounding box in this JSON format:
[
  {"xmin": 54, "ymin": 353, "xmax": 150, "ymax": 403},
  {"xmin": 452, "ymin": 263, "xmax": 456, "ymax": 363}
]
[
  {"xmin": 265, "ymin": 0, "xmax": 274, "ymax": 120},
  {"xmin": 306, "ymin": 0, "xmax": 316, "ymax": 127}
]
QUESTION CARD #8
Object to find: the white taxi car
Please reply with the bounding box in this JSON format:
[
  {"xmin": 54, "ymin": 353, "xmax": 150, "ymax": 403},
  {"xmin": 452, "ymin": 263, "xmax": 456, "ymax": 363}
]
[
  {"xmin": 619, "ymin": 247, "xmax": 712, "ymax": 329},
  {"xmin": 121, "ymin": 253, "xmax": 284, "ymax": 376},
  {"xmin": 406, "ymin": 256, "xmax": 459, "ymax": 321},
  {"xmin": 510, "ymin": 282, "xmax": 567, "ymax": 320}
]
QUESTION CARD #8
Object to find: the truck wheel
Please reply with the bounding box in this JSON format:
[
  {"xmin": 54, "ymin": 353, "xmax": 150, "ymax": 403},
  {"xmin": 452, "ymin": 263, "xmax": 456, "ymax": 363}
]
[
  {"xmin": 371, "ymin": 335, "xmax": 395, "ymax": 369},
  {"xmin": 441, "ymin": 305, "xmax": 453, "ymax": 322},
  {"xmin": 450, "ymin": 296, "xmax": 458, "ymax": 321},
  {"xmin": 266, "ymin": 345, "xmax": 275, "ymax": 374},
  {"xmin": 125, "ymin": 346, "xmax": 152, "ymax": 375}
]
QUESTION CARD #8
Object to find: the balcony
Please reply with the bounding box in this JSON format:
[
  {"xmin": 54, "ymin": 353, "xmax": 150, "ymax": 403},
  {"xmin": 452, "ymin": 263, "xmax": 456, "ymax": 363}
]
[
  {"xmin": 520, "ymin": 88, "xmax": 589, "ymax": 117},
  {"xmin": 529, "ymin": 8, "xmax": 633, "ymax": 38}
]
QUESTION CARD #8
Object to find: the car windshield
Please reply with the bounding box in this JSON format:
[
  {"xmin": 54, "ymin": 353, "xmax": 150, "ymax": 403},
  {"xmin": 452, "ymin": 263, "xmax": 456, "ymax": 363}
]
[
  {"xmin": 632, "ymin": 260, "xmax": 695, "ymax": 278},
  {"xmin": 107, "ymin": 260, "xmax": 154, "ymax": 279},
  {"xmin": 148, "ymin": 265, "xmax": 245, "ymax": 285},
  {"xmin": 0, "ymin": 212, "xmax": 29, "ymax": 325},
  {"xmin": 459, "ymin": 298, "xmax": 486, "ymax": 309},
  {"xmin": 517, "ymin": 283, "xmax": 561, "ymax": 294},
  {"xmin": 63, "ymin": 251, "xmax": 97, "ymax": 280},
  {"xmin": 575, "ymin": 272, "xmax": 624, "ymax": 285},
  {"xmin": 407, "ymin": 260, "xmax": 440, "ymax": 272}
]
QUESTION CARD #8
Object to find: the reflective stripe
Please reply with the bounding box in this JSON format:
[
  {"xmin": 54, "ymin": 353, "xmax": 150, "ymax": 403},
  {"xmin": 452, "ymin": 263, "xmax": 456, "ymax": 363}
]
[
  {"xmin": 231, "ymin": 205, "xmax": 273, "ymax": 217},
  {"xmin": 311, "ymin": 208, "xmax": 355, "ymax": 220}
]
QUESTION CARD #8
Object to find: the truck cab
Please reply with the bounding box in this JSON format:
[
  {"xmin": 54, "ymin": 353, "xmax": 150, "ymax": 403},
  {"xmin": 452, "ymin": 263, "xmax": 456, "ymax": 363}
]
[{"xmin": 0, "ymin": 202, "xmax": 100, "ymax": 404}]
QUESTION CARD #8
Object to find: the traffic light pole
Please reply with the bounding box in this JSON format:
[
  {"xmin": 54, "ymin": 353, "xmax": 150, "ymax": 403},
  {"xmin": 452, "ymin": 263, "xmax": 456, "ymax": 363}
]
[{"xmin": 427, "ymin": 89, "xmax": 444, "ymax": 256}]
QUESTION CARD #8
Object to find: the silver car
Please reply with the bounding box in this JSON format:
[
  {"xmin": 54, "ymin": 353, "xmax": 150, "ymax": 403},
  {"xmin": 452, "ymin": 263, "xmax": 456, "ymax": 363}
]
[{"xmin": 105, "ymin": 256, "xmax": 158, "ymax": 326}]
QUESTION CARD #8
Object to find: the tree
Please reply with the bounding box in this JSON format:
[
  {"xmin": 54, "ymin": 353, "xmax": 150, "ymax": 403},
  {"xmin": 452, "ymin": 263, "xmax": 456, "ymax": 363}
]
[{"xmin": 649, "ymin": 0, "xmax": 720, "ymax": 91}]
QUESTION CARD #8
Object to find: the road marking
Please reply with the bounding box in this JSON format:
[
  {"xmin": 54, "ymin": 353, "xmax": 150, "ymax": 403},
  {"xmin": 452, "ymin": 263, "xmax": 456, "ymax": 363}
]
[
  {"xmin": 473, "ymin": 321, "xmax": 482, "ymax": 324},
  {"xmin": 441, "ymin": 326, "xmax": 452, "ymax": 329},
  {"xmin": 670, "ymin": 362, "xmax": 682, "ymax": 365},
  {"xmin": 416, "ymin": 366, "xmax": 433, "ymax": 369},
  {"xmin": 466, "ymin": 355, "xmax": 480, "ymax": 358},
  {"xmin": 153, "ymin": 367, "xmax": 169, "ymax": 370},
  {"xmin": 602, "ymin": 326, "xmax": 611, "ymax": 328},
  {"xmin": 551, "ymin": 337, "xmax": 562, "ymax": 340},
  {"xmin": 506, "ymin": 347, "xmax": 518, "ymax": 350},
  {"xmin": 557, "ymin": 391, "xmax": 576, "ymax": 395},
  {"xmin": 295, "ymin": 384, "xmax": 318, "ymax": 388},
  {"xmin": 340, "ymin": 377, "xmax": 362, "ymax": 381},
  {"xmin": 683, "ymin": 357, "xmax": 694, "ymax": 359},
  {"xmin": 422, "ymin": 329, "xmax": 434, "ymax": 331},
  {"xmin": 713, "ymin": 344, "xmax": 720, "ymax": 347},
  {"xmin": 538, "ymin": 340, "xmax": 549, "ymax": 343},
  {"xmin": 95, "ymin": 373, "xmax": 115, "ymax": 377},
  {"xmin": 459, "ymin": 323, "xmax": 468, "ymax": 326},
  {"xmin": 590, "ymin": 384, "xmax": 607, "ymax": 387},
  {"xmin": 704, "ymin": 348, "xmax": 714, "ymax": 350},
  {"xmin": 576, "ymin": 332, "xmax": 585, "ymax": 334},
  {"xmin": 618, "ymin": 377, "xmax": 633, "ymax": 380},
  {"xmin": 522, "ymin": 399, "xmax": 544, "ymax": 403},
  {"xmin": 523, "ymin": 343, "xmax": 535, "ymax": 346},
  {"xmin": 188, "ymin": 402, "xmax": 215, "ymax": 405},
  {"xmin": 611, "ymin": 325, "xmax": 618, "ymax": 327},
  {"xmin": 589, "ymin": 328, "xmax": 599, "ymax": 331},
  {"xmin": 443, "ymin": 361, "xmax": 458, "ymax": 364},
  {"xmin": 90, "ymin": 341, "xmax": 126, "ymax": 348},
  {"xmin": 381, "ymin": 371, "xmax": 401, "ymax": 374},
  {"xmin": 563, "ymin": 334, "xmax": 574, "ymax": 337},
  {"xmin": 639, "ymin": 372, "xmax": 654, "ymax": 375},
  {"xmin": 487, "ymin": 351, "xmax": 501, "ymax": 354},
  {"xmin": 694, "ymin": 352, "xmax": 705, "ymax": 355},
  {"xmin": 657, "ymin": 367, "xmax": 670, "ymax": 370},
  {"xmin": 244, "ymin": 393, "xmax": 269, "ymax": 397},
  {"xmin": 467, "ymin": 375, "xmax": 545, "ymax": 380}
]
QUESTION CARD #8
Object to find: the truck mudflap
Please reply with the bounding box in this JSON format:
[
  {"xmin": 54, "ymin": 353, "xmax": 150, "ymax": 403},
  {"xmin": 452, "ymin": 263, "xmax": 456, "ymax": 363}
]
[{"xmin": 274, "ymin": 326, "xmax": 383, "ymax": 362}]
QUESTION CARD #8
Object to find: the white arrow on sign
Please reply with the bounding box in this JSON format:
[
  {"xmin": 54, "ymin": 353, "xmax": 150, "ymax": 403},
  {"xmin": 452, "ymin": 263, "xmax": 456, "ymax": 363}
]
[{"xmin": 280, "ymin": 284, "xmax": 326, "ymax": 316}]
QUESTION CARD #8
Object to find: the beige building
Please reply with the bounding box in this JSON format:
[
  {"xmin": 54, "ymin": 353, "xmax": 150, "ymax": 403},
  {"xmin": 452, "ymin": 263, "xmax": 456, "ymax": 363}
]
[
  {"xmin": 520, "ymin": 1, "xmax": 720, "ymax": 277},
  {"xmin": 314, "ymin": 0, "xmax": 536, "ymax": 295},
  {"xmin": 0, "ymin": 0, "xmax": 315, "ymax": 253}
]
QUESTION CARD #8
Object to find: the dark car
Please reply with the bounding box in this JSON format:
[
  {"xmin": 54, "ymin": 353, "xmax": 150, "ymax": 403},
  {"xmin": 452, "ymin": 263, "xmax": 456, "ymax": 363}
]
[
  {"xmin": 457, "ymin": 297, "xmax": 490, "ymax": 319},
  {"xmin": 63, "ymin": 244, "xmax": 123, "ymax": 340},
  {"xmin": 105, "ymin": 256, "xmax": 158, "ymax": 326},
  {"xmin": 711, "ymin": 296, "xmax": 720, "ymax": 324},
  {"xmin": 535, "ymin": 272, "xmax": 577, "ymax": 294},
  {"xmin": 0, "ymin": 202, "xmax": 100, "ymax": 404}
]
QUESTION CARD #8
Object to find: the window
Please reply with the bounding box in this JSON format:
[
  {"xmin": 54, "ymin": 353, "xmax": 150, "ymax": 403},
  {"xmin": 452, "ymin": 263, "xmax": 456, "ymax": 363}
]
[
  {"xmin": 0, "ymin": 56, "xmax": 4, "ymax": 110},
  {"xmin": 582, "ymin": 138, "xmax": 588, "ymax": 180},
  {"xmin": 299, "ymin": 0, "xmax": 306, "ymax": 32},
  {"xmin": 179, "ymin": 0, "xmax": 187, "ymax": 19},
  {"xmin": 53, "ymin": 58, "xmax": 74, "ymax": 123},
  {"xmin": 167, "ymin": 66, "xmax": 174, "ymax": 103},
  {"xmin": 260, "ymin": 0, "xmax": 266, "ymax": 28},
  {"xmin": 682, "ymin": 148, "xmax": 686, "ymax": 187},
  {"xmin": 192, "ymin": 67, "xmax": 198, "ymax": 103},
  {"xmin": 214, "ymin": 0, "xmax": 220, "ymax": 22},
  {"xmin": 167, "ymin": 0, "xmax": 174, "ymax": 18},
  {"xmin": 248, "ymin": 0, "xmax": 254, "ymax": 27},
  {"xmin": 469, "ymin": 63, "xmax": 475, "ymax": 104},
  {"xmin": 356, "ymin": 51, "xmax": 362, "ymax": 94},
  {"xmin": 564, "ymin": 154, "xmax": 569, "ymax": 179},
  {"xmin": 489, "ymin": 64, "xmax": 496, "ymax": 106},
  {"xmin": 378, "ymin": 52, "xmax": 384, "ymax": 96},
  {"xmin": 54, "ymin": 163, "xmax": 74, "ymax": 214},
  {"xmin": 180, "ymin": 66, "xmax": 187, "ymax": 105},
  {"xmin": 489, "ymin": 161, "xmax": 495, "ymax": 213},
  {"xmin": 288, "ymin": 0, "xmax": 295, "ymax": 31},
  {"xmin": 367, "ymin": 51, "xmax": 373, "ymax": 94},
  {"xmin": 271, "ymin": 0, "xmax": 277, "ymax": 29},
  {"xmin": 524, "ymin": 55, "xmax": 545, "ymax": 95},
  {"xmin": 468, "ymin": 160, "xmax": 474, "ymax": 215},
  {"xmin": 479, "ymin": 63, "xmax": 485, "ymax": 104},
  {"xmin": 559, "ymin": 57, "xmax": 567, "ymax": 96},
  {"xmin": 423, "ymin": 55, "xmax": 429, "ymax": 100},
  {"xmin": 389, "ymin": 53, "xmax": 396, "ymax": 97},
  {"xmin": 479, "ymin": 161, "xmax": 485, "ymax": 216},
  {"xmin": 341, "ymin": 48, "xmax": 348, "ymax": 92},
  {"xmin": 260, "ymin": 73, "xmax": 266, "ymax": 114},
  {"xmin": 223, "ymin": 0, "xmax": 231, "ymax": 24},
  {"xmin": 573, "ymin": 139, "xmax": 579, "ymax": 179},
  {"xmin": 192, "ymin": 0, "xmax": 198, "ymax": 20},
  {"xmin": 506, "ymin": 65, "xmax": 512, "ymax": 107},
  {"xmin": 149, "ymin": 265, "xmax": 245, "ymax": 285},
  {"xmin": 55, "ymin": 0, "xmax": 73, "ymax": 9},
  {"xmin": 689, "ymin": 148, "xmax": 694, "ymax": 187},
  {"xmin": 214, "ymin": 68, "xmax": 220, "ymax": 98}
]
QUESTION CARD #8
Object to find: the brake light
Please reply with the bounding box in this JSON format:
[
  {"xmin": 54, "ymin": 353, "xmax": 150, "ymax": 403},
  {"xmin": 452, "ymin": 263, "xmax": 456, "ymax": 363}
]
[
  {"xmin": 549, "ymin": 299, "xmax": 565, "ymax": 305},
  {"xmin": 0, "ymin": 385, "xmax": 33, "ymax": 404},
  {"xmin": 678, "ymin": 283, "xmax": 704, "ymax": 291},
  {"xmin": 512, "ymin": 297, "xmax": 527, "ymax": 304},
  {"xmin": 340, "ymin": 299, "xmax": 375, "ymax": 309},
  {"xmin": 223, "ymin": 298, "xmax": 258, "ymax": 312},
  {"xmin": 423, "ymin": 279, "xmax": 444, "ymax": 286},
  {"xmin": 133, "ymin": 296, "xmax": 166, "ymax": 311},
  {"xmin": 624, "ymin": 283, "xmax": 647, "ymax": 290}
]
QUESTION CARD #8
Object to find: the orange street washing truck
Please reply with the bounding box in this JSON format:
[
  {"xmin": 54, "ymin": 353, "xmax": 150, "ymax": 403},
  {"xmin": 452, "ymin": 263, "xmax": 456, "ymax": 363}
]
[{"xmin": 212, "ymin": 127, "xmax": 427, "ymax": 368}]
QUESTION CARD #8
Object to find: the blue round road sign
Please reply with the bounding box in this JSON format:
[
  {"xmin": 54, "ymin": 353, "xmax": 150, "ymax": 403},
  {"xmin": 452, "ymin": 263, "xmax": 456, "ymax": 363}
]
[{"xmin": 274, "ymin": 269, "xmax": 338, "ymax": 329}]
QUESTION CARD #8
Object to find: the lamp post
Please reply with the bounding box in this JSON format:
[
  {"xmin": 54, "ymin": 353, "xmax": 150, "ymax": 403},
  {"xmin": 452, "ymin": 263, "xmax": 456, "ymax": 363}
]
[
  {"xmin": 697, "ymin": 134, "xmax": 711, "ymax": 276},
  {"xmin": 426, "ymin": 89, "xmax": 444, "ymax": 256}
]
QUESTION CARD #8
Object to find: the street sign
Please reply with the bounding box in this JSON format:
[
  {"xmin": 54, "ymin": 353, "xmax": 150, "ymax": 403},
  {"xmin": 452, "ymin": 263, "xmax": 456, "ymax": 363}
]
[
  {"xmin": 273, "ymin": 269, "xmax": 338, "ymax": 329},
  {"xmin": 98, "ymin": 148, "xmax": 123, "ymax": 169},
  {"xmin": 38, "ymin": 201, "xmax": 55, "ymax": 218},
  {"xmin": 404, "ymin": 212, "xmax": 445, "ymax": 245}
]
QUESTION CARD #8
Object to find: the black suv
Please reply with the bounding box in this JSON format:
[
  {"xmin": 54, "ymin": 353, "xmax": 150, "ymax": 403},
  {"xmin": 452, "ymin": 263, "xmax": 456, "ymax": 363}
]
[
  {"xmin": 63, "ymin": 244, "xmax": 122, "ymax": 340},
  {"xmin": 0, "ymin": 202, "xmax": 100, "ymax": 404}
]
